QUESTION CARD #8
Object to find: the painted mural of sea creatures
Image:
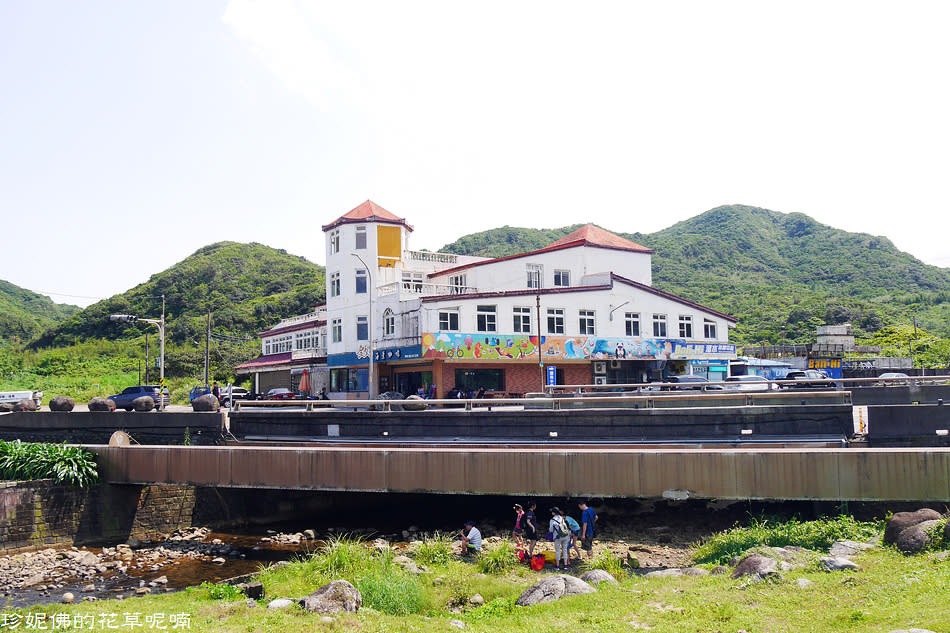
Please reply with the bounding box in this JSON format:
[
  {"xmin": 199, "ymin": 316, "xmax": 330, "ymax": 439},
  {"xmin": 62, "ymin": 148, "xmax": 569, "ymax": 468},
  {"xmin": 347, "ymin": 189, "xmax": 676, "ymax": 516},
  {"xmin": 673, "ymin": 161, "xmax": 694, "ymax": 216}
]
[{"xmin": 495, "ymin": 347, "xmax": 514, "ymax": 358}]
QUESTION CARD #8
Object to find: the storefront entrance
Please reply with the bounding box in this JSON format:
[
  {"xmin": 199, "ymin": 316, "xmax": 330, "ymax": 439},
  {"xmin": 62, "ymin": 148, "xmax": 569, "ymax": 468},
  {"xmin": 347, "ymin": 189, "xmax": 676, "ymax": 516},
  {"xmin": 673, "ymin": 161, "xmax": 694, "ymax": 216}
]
[{"xmin": 394, "ymin": 371, "xmax": 434, "ymax": 398}]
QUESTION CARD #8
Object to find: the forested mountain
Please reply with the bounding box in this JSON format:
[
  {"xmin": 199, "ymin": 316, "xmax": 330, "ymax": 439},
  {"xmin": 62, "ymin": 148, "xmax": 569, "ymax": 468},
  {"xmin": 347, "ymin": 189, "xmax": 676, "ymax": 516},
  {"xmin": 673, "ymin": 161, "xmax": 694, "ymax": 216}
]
[
  {"xmin": 0, "ymin": 280, "xmax": 80, "ymax": 341},
  {"xmin": 440, "ymin": 205, "xmax": 950, "ymax": 345},
  {"xmin": 31, "ymin": 242, "xmax": 326, "ymax": 348}
]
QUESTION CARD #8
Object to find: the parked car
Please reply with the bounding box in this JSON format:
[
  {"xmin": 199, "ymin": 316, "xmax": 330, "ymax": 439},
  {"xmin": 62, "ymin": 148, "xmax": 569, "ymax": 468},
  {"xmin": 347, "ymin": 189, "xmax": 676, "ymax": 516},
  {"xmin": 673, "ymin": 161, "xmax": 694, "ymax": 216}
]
[
  {"xmin": 875, "ymin": 372, "xmax": 913, "ymax": 386},
  {"xmin": 654, "ymin": 375, "xmax": 724, "ymax": 391},
  {"xmin": 219, "ymin": 386, "xmax": 251, "ymax": 407},
  {"xmin": 781, "ymin": 370, "xmax": 830, "ymax": 389},
  {"xmin": 108, "ymin": 385, "xmax": 170, "ymax": 411},
  {"xmin": 265, "ymin": 387, "xmax": 299, "ymax": 400},
  {"xmin": 188, "ymin": 386, "xmax": 211, "ymax": 403},
  {"xmin": 724, "ymin": 375, "xmax": 777, "ymax": 391},
  {"xmin": 0, "ymin": 390, "xmax": 43, "ymax": 407}
]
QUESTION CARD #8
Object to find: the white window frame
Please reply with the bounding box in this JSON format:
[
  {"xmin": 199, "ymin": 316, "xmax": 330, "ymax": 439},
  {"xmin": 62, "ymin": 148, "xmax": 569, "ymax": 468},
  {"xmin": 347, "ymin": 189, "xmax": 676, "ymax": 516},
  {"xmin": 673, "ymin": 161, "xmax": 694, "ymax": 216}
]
[
  {"xmin": 331, "ymin": 318, "xmax": 342, "ymax": 343},
  {"xmin": 625, "ymin": 312, "xmax": 640, "ymax": 337},
  {"xmin": 402, "ymin": 272, "xmax": 423, "ymax": 292},
  {"xmin": 329, "ymin": 229, "xmax": 340, "ymax": 254},
  {"xmin": 450, "ymin": 274, "xmax": 467, "ymax": 294},
  {"xmin": 526, "ymin": 264, "xmax": 543, "ymax": 289},
  {"xmin": 356, "ymin": 315, "xmax": 369, "ymax": 341},
  {"xmin": 329, "ymin": 271, "xmax": 341, "ymax": 297},
  {"xmin": 476, "ymin": 305, "xmax": 497, "ymax": 332},
  {"xmin": 383, "ymin": 309, "xmax": 396, "ymax": 337},
  {"xmin": 513, "ymin": 307, "xmax": 532, "ymax": 333},
  {"xmin": 355, "ymin": 268, "xmax": 367, "ymax": 294},
  {"xmin": 553, "ymin": 269, "xmax": 570, "ymax": 287},
  {"xmin": 579, "ymin": 309, "xmax": 595, "ymax": 335},
  {"xmin": 652, "ymin": 314, "xmax": 667, "ymax": 338},
  {"xmin": 704, "ymin": 319, "xmax": 717, "ymax": 339},
  {"xmin": 439, "ymin": 310, "xmax": 460, "ymax": 331},
  {"xmin": 679, "ymin": 315, "xmax": 693, "ymax": 339},
  {"xmin": 355, "ymin": 226, "xmax": 367, "ymax": 250},
  {"xmin": 547, "ymin": 308, "xmax": 565, "ymax": 334}
]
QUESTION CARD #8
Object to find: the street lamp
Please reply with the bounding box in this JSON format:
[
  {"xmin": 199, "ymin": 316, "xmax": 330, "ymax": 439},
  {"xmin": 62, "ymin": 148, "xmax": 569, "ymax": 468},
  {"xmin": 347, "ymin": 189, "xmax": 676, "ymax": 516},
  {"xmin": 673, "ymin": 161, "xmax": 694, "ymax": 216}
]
[
  {"xmin": 350, "ymin": 252, "xmax": 376, "ymax": 400},
  {"xmin": 110, "ymin": 295, "xmax": 166, "ymax": 410}
]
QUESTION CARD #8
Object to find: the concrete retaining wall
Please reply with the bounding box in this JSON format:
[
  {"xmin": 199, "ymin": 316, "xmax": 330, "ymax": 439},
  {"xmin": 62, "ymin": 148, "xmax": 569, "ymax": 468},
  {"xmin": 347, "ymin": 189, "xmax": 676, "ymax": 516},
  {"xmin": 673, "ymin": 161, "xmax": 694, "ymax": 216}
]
[{"xmin": 0, "ymin": 412, "xmax": 225, "ymax": 445}]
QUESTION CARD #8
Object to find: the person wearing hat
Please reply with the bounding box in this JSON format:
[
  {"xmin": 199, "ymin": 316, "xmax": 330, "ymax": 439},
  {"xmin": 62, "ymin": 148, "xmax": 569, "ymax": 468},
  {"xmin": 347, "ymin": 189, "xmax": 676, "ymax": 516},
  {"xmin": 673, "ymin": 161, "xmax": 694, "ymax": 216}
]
[{"xmin": 461, "ymin": 520, "xmax": 482, "ymax": 556}]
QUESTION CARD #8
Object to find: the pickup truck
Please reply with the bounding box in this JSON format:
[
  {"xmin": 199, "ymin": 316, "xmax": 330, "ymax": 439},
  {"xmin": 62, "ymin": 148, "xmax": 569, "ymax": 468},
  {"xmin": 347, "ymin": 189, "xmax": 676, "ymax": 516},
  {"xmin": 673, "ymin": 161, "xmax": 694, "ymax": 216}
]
[{"xmin": 0, "ymin": 390, "xmax": 43, "ymax": 407}]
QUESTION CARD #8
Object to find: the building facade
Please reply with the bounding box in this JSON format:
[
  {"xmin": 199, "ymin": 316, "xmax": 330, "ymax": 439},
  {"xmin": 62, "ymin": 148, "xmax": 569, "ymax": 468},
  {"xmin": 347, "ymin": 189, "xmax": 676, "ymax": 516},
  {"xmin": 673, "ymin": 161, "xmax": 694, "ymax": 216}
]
[
  {"xmin": 320, "ymin": 201, "xmax": 737, "ymax": 399},
  {"xmin": 235, "ymin": 307, "xmax": 328, "ymax": 395}
]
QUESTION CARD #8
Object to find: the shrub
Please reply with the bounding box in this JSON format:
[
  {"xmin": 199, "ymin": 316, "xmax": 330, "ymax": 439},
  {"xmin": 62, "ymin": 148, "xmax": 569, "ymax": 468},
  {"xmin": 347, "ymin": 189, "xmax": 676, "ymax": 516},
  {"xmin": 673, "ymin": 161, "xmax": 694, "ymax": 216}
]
[
  {"xmin": 583, "ymin": 548, "xmax": 624, "ymax": 578},
  {"xmin": 200, "ymin": 582, "xmax": 243, "ymax": 601},
  {"xmin": 475, "ymin": 539, "xmax": 517, "ymax": 574},
  {"xmin": 694, "ymin": 515, "xmax": 883, "ymax": 565},
  {"xmin": 466, "ymin": 596, "xmax": 518, "ymax": 622},
  {"xmin": 414, "ymin": 532, "xmax": 453, "ymax": 567},
  {"xmin": 356, "ymin": 569, "xmax": 425, "ymax": 615},
  {"xmin": 0, "ymin": 440, "xmax": 99, "ymax": 487},
  {"xmin": 311, "ymin": 534, "xmax": 372, "ymax": 578}
]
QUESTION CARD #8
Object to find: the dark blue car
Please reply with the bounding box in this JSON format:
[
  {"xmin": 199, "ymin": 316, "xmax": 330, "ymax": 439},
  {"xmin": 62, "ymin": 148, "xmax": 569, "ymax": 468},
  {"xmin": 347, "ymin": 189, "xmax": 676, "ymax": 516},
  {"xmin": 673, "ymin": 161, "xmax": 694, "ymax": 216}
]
[{"xmin": 108, "ymin": 385, "xmax": 170, "ymax": 411}]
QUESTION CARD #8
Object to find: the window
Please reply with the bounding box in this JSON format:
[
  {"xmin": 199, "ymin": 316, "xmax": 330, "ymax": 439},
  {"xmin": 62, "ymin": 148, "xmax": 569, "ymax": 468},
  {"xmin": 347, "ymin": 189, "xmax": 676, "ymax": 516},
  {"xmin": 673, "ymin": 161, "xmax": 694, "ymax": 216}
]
[
  {"xmin": 402, "ymin": 272, "xmax": 423, "ymax": 292},
  {"xmin": 331, "ymin": 318, "xmax": 342, "ymax": 343},
  {"xmin": 554, "ymin": 270, "xmax": 570, "ymax": 287},
  {"xmin": 356, "ymin": 315, "xmax": 368, "ymax": 341},
  {"xmin": 547, "ymin": 308, "xmax": 564, "ymax": 334},
  {"xmin": 355, "ymin": 226, "xmax": 367, "ymax": 250},
  {"xmin": 704, "ymin": 319, "xmax": 717, "ymax": 339},
  {"xmin": 450, "ymin": 274, "xmax": 467, "ymax": 294},
  {"xmin": 330, "ymin": 368, "xmax": 367, "ymax": 392},
  {"xmin": 329, "ymin": 229, "xmax": 340, "ymax": 254},
  {"xmin": 679, "ymin": 315, "xmax": 693, "ymax": 338},
  {"xmin": 526, "ymin": 264, "xmax": 542, "ymax": 289},
  {"xmin": 579, "ymin": 310, "xmax": 595, "ymax": 335},
  {"xmin": 329, "ymin": 271, "xmax": 340, "ymax": 297},
  {"xmin": 476, "ymin": 305, "xmax": 496, "ymax": 332},
  {"xmin": 513, "ymin": 307, "xmax": 531, "ymax": 333},
  {"xmin": 383, "ymin": 309, "xmax": 395, "ymax": 337},
  {"xmin": 652, "ymin": 314, "xmax": 667, "ymax": 337},
  {"xmin": 266, "ymin": 334, "xmax": 292, "ymax": 353},
  {"xmin": 625, "ymin": 312, "xmax": 640, "ymax": 337},
  {"xmin": 439, "ymin": 310, "xmax": 460, "ymax": 331},
  {"xmin": 355, "ymin": 268, "xmax": 367, "ymax": 294},
  {"xmin": 455, "ymin": 368, "xmax": 505, "ymax": 392}
]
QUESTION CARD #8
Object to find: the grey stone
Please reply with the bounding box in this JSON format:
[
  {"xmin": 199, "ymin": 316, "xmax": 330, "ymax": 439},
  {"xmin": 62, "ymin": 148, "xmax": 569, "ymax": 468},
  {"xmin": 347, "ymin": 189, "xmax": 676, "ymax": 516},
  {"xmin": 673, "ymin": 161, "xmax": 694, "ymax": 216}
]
[
  {"xmin": 237, "ymin": 581, "xmax": 264, "ymax": 600},
  {"xmin": 13, "ymin": 399, "xmax": 38, "ymax": 412},
  {"xmin": 711, "ymin": 566, "xmax": 730, "ymax": 575},
  {"xmin": 884, "ymin": 509, "xmax": 942, "ymax": 544},
  {"xmin": 49, "ymin": 396, "xmax": 75, "ymax": 412},
  {"xmin": 469, "ymin": 593, "xmax": 484, "ymax": 606},
  {"xmin": 22, "ymin": 573, "xmax": 46, "ymax": 587},
  {"xmin": 796, "ymin": 578, "xmax": 814, "ymax": 589},
  {"xmin": 88, "ymin": 397, "xmax": 115, "ymax": 412},
  {"xmin": 61, "ymin": 592, "xmax": 74, "ymax": 604},
  {"xmin": 896, "ymin": 520, "xmax": 942, "ymax": 554},
  {"xmin": 131, "ymin": 396, "xmax": 155, "ymax": 412},
  {"xmin": 681, "ymin": 567, "xmax": 709, "ymax": 576},
  {"xmin": 580, "ymin": 569, "xmax": 618, "ymax": 585},
  {"xmin": 81, "ymin": 584, "xmax": 96, "ymax": 593},
  {"xmin": 191, "ymin": 394, "xmax": 219, "ymax": 412},
  {"xmin": 645, "ymin": 568, "xmax": 683, "ymax": 578},
  {"xmin": 0, "ymin": 403, "xmax": 13, "ymax": 412},
  {"xmin": 449, "ymin": 620, "xmax": 465, "ymax": 629},
  {"xmin": 319, "ymin": 616, "xmax": 333, "ymax": 624},
  {"xmin": 403, "ymin": 395, "xmax": 427, "ymax": 411},
  {"xmin": 393, "ymin": 555, "xmax": 423, "ymax": 574},
  {"xmin": 516, "ymin": 574, "xmax": 595, "ymax": 607},
  {"xmin": 819, "ymin": 557, "xmax": 859, "ymax": 571},
  {"xmin": 303, "ymin": 529, "xmax": 316, "ymax": 540},
  {"xmin": 829, "ymin": 540, "xmax": 874, "ymax": 557},
  {"xmin": 731, "ymin": 555, "xmax": 781, "ymax": 580},
  {"xmin": 267, "ymin": 598, "xmax": 295, "ymax": 609},
  {"xmin": 299, "ymin": 580, "xmax": 362, "ymax": 614}
]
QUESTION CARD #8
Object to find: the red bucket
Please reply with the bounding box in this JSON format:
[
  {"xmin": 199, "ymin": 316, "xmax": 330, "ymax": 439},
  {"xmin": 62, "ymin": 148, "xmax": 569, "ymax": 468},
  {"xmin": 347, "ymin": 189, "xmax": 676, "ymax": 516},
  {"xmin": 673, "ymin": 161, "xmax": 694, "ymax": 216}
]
[{"xmin": 530, "ymin": 554, "xmax": 546, "ymax": 571}]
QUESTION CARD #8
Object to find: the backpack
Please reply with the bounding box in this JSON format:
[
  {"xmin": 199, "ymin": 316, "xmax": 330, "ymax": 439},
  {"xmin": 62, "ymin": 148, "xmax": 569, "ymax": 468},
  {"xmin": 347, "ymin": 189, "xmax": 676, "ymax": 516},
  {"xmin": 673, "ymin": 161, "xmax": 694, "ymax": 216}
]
[{"xmin": 554, "ymin": 516, "xmax": 570, "ymax": 538}]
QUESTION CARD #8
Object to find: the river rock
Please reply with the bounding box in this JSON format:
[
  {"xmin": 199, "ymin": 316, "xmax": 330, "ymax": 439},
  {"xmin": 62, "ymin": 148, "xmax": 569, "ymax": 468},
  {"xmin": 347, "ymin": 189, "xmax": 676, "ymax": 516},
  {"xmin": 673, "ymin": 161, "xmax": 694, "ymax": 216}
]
[
  {"xmin": 303, "ymin": 529, "xmax": 316, "ymax": 540},
  {"xmin": 819, "ymin": 557, "xmax": 859, "ymax": 571},
  {"xmin": 393, "ymin": 555, "xmax": 423, "ymax": 574},
  {"xmin": 469, "ymin": 593, "xmax": 484, "ymax": 606},
  {"xmin": 81, "ymin": 584, "xmax": 96, "ymax": 593},
  {"xmin": 829, "ymin": 540, "xmax": 874, "ymax": 557},
  {"xmin": 132, "ymin": 396, "xmax": 155, "ymax": 412},
  {"xmin": 267, "ymin": 598, "xmax": 295, "ymax": 609},
  {"xmin": 731, "ymin": 555, "xmax": 781, "ymax": 580},
  {"xmin": 13, "ymin": 399, "xmax": 38, "ymax": 412},
  {"xmin": 299, "ymin": 580, "xmax": 362, "ymax": 614},
  {"xmin": 0, "ymin": 403, "xmax": 13, "ymax": 412},
  {"xmin": 237, "ymin": 582, "xmax": 265, "ymax": 600},
  {"xmin": 516, "ymin": 574, "xmax": 595, "ymax": 607},
  {"xmin": 62, "ymin": 592, "xmax": 74, "ymax": 603},
  {"xmin": 884, "ymin": 509, "xmax": 942, "ymax": 545},
  {"xmin": 645, "ymin": 568, "xmax": 683, "ymax": 578},
  {"xmin": 796, "ymin": 578, "xmax": 814, "ymax": 589},
  {"xmin": 895, "ymin": 520, "xmax": 942, "ymax": 554},
  {"xmin": 403, "ymin": 395, "xmax": 427, "ymax": 411},
  {"xmin": 88, "ymin": 397, "xmax": 115, "ymax": 412},
  {"xmin": 580, "ymin": 569, "xmax": 618, "ymax": 585},
  {"xmin": 192, "ymin": 394, "xmax": 219, "ymax": 412},
  {"xmin": 49, "ymin": 396, "xmax": 75, "ymax": 412}
]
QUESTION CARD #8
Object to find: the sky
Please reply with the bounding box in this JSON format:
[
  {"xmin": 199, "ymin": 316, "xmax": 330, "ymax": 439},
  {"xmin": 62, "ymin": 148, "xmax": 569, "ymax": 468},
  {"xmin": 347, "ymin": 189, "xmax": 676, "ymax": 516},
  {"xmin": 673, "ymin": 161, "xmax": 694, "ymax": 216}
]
[{"xmin": 1, "ymin": 1, "xmax": 948, "ymax": 309}]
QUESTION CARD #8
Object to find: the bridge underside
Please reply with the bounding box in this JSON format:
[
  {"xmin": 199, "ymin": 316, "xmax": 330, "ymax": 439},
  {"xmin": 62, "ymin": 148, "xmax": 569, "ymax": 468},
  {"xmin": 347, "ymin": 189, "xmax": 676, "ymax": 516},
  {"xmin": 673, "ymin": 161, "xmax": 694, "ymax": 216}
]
[{"xmin": 91, "ymin": 445, "xmax": 950, "ymax": 502}]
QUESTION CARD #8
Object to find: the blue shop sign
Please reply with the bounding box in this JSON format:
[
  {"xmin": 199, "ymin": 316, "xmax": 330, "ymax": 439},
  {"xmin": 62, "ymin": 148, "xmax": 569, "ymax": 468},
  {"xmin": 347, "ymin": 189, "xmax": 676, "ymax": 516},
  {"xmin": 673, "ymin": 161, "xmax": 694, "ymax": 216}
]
[{"xmin": 328, "ymin": 345, "xmax": 422, "ymax": 367}]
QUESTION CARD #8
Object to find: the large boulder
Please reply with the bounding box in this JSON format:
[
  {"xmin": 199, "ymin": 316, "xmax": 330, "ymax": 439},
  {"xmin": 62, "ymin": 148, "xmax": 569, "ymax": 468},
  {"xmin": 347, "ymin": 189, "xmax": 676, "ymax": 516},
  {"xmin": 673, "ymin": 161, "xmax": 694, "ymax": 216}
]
[
  {"xmin": 88, "ymin": 397, "xmax": 115, "ymax": 412},
  {"xmin": 13, "ymin": 399, "xmax": 38, "ymax": 412},
  {"xmin": 884, "ymin": 509, "xmax": 942, "ymax": 544},
  {"xmin": 731, "ymin": 555, "xmax": 781, "ymax": 580},
  {"xmin": 0, "ymin": 403, "xmax": 13, "ymax": 413},
  {"xmin": 580, "ymin": 569, "xmax": 617, "ymax": 585},
  {"xmin": 298, "ymin": 580, "xmax": 361, "ymax": 614},
  {"xmin": 377, "ymin": 391, "xmax": 405, "ymax": 411},
  {"xmin": 236, "ymin": 581, "xmax": 265, "ymax": 600},
  {"xmin": 191, "ymin": 394, "xmax": 219, "ymax": 412},
  {"xmin": 516, "ymin": 574, "xmax": 595, "ymax": 607},
  {"xmin": 819, "ymin": 557, "xmax": 860, "ymax": 571},
  {"xmin": 403, "ymin": 395, "xmax": 428, "ymax": 411},
  {"xmin": 49, "ymin": 396, "xmax": 75, "ymax": 412},
  {"xmin": 895, "ymin": 519, "xmax": 942, "ymax": 554},
  {"xmin": 131, "ymin": 396, "xmax": 155, "ymax": 412}
]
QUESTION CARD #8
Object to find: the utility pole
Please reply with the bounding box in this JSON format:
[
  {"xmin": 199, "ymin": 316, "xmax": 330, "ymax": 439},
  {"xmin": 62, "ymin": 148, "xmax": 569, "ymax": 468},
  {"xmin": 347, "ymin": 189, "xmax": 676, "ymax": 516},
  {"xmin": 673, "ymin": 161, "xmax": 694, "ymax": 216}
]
[
  {"xmin": 144, "ymin": 332, "xmax": 149, "ymax": 384},
  {"xmin": 204, "ymin": 311, "xmax": 211, "ymax": 388},
  {"xmin": 536, "ymin": 294, "xmax": 544, "ymax": 392}
]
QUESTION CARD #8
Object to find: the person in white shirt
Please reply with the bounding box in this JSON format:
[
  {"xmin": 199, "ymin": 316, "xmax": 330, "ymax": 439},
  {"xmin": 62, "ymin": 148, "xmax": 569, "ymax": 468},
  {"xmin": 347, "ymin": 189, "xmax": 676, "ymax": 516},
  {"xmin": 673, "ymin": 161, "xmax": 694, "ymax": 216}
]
[{"xmin": 461, "ymin": 521, "xmax": 482, "ymax": 556}]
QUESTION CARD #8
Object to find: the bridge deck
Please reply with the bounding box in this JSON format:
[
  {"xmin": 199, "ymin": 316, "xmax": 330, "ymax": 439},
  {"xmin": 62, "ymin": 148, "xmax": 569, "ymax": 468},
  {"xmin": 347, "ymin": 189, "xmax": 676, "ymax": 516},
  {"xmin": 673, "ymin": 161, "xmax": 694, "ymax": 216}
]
[{"xmin": 91, "ymin": 444, "xmax": 950, "ymax": 501}]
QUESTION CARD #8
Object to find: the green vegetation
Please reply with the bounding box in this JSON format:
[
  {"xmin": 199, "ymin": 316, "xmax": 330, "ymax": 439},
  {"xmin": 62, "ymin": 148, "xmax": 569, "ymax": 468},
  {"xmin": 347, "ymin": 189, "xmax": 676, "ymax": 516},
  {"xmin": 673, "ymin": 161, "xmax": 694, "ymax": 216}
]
[
  {"xmin": 693, "ymin": 514, "xmax": 883, "ymax": 565},
  {"xmin": 583, "ymin": 547, "xmax": 625, "ymax": 578},
  {"xmin": 474, "ymin": 538, "xmax": 518, "ymax": 574},
  {"xmin": 199, "ymin": 582, "xmax": 243, "ymax": 602},
  {"xmin": 0, "ymin": 440, "xmax": 99, "ymax": 487},
  {"xmin": 414, "ymin": 532, "xmax": 454, "ymax": 567},
  {"xmin": 11, "ymin": 519, "xmax": 950, "ymax": 632},
  {"xmin": 0, "ymin": 280, "xmax": 79, "ymax": 341},
  {"xmin": 441, "ymin": 204, "xmax": 950, "ymax": 360}
]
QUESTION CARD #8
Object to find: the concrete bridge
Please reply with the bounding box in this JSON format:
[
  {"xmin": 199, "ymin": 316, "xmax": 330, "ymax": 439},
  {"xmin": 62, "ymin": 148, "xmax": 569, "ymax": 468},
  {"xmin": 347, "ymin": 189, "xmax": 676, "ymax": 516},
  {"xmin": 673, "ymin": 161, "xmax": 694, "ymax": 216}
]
[{"xmin": 91, "ymin": 444, "xmax": 950, "ymax": 502}]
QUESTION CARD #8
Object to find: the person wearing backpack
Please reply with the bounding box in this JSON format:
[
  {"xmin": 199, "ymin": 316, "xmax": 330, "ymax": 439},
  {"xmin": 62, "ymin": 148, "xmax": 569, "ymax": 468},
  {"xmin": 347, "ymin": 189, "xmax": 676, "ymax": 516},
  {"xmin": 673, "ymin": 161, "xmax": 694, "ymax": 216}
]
[
  {"xmin": 549, "ymin": 506, "xmax": 571, "ymax": 570},
  {"xmin": 559, "ymin": 508, "xmax": 582, "ymax": 563}
]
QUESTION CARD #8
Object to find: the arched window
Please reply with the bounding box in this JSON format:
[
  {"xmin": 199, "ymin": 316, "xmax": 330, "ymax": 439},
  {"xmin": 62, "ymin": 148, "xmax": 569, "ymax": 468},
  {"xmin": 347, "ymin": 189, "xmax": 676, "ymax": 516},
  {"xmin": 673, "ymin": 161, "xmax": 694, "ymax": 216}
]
[{"xmin": 383, "ymin": 309, "xmax": 396, "ymax": 337}]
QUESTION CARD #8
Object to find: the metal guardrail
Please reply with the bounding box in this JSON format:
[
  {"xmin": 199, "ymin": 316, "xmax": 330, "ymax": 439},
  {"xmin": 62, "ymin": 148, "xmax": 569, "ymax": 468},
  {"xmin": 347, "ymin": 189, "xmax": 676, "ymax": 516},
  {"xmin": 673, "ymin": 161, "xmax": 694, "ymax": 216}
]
[
  {"xmin": 231, "ymin": 390, "xmax": 851, "ymax": 413},
  {"xmin": 545, "ymin": 375, "xmax": 950, "ymax": 393}
]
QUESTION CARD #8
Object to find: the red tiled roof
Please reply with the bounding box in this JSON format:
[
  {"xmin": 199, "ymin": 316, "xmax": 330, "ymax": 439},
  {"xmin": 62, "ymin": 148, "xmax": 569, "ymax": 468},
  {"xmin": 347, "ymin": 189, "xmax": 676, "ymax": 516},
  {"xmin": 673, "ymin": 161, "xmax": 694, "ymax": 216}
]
[
  {"xmin": 548, "ymin": 224, "xmax": 652, "ymax": 253},
  {"xmin": 321, "ymin": 200, "xmax": 414, "ymax": 232},
  {"xmin": 235, "ymin": 352, "xmax": 292, "ymax": 370},
  {"xmin": 259, "ymin": 320, "xmax": 326, "ymax": 339}
]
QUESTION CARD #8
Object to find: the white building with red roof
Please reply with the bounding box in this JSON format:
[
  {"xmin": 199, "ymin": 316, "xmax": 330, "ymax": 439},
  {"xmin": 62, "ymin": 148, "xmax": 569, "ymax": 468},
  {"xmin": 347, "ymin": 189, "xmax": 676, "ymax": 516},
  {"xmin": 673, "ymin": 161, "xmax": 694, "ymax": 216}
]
[{"xmin": 315, "ymin": 200, "xmax": 737, "ymax": 400}]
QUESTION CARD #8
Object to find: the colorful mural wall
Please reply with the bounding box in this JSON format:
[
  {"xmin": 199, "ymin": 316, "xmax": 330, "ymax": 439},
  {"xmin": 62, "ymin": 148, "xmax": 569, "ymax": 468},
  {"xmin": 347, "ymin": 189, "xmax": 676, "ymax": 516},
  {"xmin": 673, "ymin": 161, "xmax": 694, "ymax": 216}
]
[{"xmin": 421, "ymin": 332, "xmax": 736, "ymax": 361}]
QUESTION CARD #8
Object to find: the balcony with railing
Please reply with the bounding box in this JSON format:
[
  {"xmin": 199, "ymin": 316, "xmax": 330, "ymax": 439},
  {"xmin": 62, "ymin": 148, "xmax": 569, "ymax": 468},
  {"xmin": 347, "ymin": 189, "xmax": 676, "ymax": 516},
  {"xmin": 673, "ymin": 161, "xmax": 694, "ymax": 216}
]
[
  {"xmin": 275, "ymin": 310, "xmax": 326, "ymax": 329},
  {"xmin": 292, "ymin": 347, "xmax": 328, "ymax": 361},
  {"xmin": 405, "ymin": 250, "xmax": 458, "ymax": 264},
  {"xmin": 377, "ymin": 281, "xmax": 478, "ymax": 297}
]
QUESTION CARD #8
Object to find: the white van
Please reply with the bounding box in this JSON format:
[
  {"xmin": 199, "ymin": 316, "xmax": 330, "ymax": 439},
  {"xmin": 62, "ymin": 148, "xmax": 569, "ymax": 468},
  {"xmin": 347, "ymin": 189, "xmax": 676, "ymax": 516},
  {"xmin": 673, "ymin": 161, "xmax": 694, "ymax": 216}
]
[{"xmin": 0, "ymin": 390, "xmax": 43, "ymax": 407}]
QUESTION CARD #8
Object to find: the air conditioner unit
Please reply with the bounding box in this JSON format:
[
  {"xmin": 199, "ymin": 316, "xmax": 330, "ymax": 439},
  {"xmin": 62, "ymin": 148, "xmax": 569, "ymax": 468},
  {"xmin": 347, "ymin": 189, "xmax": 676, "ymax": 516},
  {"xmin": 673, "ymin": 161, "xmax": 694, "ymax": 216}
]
[
  {"xmin": 594, "ymin": 376, "xmax": 607, "ymax": 385},
  {"xmin": 608, "ymin": 360, "xmax": 622, "ymax": 369},
  {"xmin": 593, "ymin": 361, "xmax": 607, "ymax": 374}
]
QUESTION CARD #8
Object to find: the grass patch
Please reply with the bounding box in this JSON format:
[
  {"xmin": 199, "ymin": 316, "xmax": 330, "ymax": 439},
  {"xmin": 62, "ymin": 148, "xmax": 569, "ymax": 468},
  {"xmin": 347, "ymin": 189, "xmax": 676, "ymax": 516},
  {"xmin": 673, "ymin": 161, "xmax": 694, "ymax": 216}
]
[
  {"xmin": 475, "ymin": 538, "xmax": 518, "ymax": 574},
  {"xmin": 583, "ymin": 548, "xmax": 624, "ymax": 578},
  {"xmin": 413, "ymin": 531, "xmax": 454, "ymax": 567},
  {"xmin": 311, "ymin": 534, "xmax": 373, "ymax": 578},
  {"xmin": 199, "ymin": 581, "xmax": 244, "ymax": 602},
  {"xmin": 356, "ymin": 568, "xmax": 425, "ymax": 615},
  {"xmin": 694, "ymin": 514, "xmax": 883, "ymax": 565}
]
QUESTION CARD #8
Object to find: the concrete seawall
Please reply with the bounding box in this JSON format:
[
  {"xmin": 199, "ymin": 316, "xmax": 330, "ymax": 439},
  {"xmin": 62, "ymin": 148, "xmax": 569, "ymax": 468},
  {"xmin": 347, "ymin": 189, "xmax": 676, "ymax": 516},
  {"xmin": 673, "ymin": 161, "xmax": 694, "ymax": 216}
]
[{"xmin": 0, "ymin": 412, "xmax": 225, "ymax": 445}]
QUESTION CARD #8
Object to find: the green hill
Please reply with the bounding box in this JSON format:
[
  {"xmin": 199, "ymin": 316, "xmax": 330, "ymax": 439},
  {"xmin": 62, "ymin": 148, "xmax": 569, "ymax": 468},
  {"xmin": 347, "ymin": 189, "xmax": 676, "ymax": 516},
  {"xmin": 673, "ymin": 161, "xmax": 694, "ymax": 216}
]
[
  {"xmin": 0, "ymin": 280, "xmax": 80, "ymax": 341},
  {"xmin": 31, "ymin": 242, "xmax": 326, "ymax": 348},
  {"xmin": 440, "ymin": 205, "xmax": 950, "ymax": 346}
]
